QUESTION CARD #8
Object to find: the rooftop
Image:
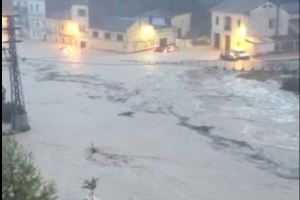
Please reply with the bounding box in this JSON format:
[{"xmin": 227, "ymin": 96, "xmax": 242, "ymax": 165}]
[
  {"xmin": 143, "ymin": 9, "xmax": 190, "ymax": 18},
  {"xmin": 211, "ymin": 0, "xmax": 269, "ymax": 14},
  {"xmin": 90, "ymin": 17, "xmax": 138, "ymax": 32}
]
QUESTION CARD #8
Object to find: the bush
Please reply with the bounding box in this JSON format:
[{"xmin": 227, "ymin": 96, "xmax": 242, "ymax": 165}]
[
  {"xmin": 2, "ymin": 137, "xmax": 57, "ymax": 200},
  {"xmin": 281, "ymin": 77, "xmax": 299, "ymax": 94}
]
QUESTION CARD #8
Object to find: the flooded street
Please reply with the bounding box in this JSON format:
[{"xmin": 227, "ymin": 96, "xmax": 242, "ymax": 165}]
[{"xmin": 2, "ymin": 41, "xmax": 299, "ymax": 200}]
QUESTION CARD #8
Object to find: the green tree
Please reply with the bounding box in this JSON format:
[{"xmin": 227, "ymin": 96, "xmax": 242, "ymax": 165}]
[{"xmin": 2, "ymin": 137, "xmax": 57, "ymax": 200}]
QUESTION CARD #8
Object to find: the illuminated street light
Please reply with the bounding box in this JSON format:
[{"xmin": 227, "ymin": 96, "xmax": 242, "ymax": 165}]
[
  {"xmin": 2, "ymin": 17, "xmax": 8, "ymax": 28},
  {"xmin": 239, "ymin": 25, "xmax": 246, "ymax": 38},
  {"xmin": 234, "ymin": 24, "xmax": 247, "ymax": 50},
  {"xmin": 2, "ymin": 17, "xmax": 8, "ymax": 42},
  {"xmin": 140, "ymin": 25, "xmax": 155, "ymax": 41},
  {"xmin": 65, "ymin": 21, "xmax": 79, "ymax": 36}
]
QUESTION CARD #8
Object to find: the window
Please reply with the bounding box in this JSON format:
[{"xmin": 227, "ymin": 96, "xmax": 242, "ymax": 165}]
[
  {"xmin": 30, "ymin": 4, "xmax": 33, "ymax": 11},
  {"xmin": 117, "ymin": 34, "xmax": 123, "ymax": 41},
  {"xmin": 216, "ymin": 16, "xmax": 219, "ymax": 25},
  {"xmin": 78, "ymin": 9, "xmax": 86, "ymax": 17},
  {"xmin": 93, "ymin": 31, "xmax": 99, "ymax": 38},
  {"xmin": 237, "ymin": 19, "xmax": 241, "ymax": 27},
  {"xmin": 105, "ymin": 32, "xmax": 111, "ymax": 40},
  {"xmin": 224, "ymin": 16, "xmax": 231, "ymax": 31},
  {"xmin": 269, "ymin": 19, "xmax": 275, "ymax": 29},
  {"xmin": 35, "ymin": 4, "xmax": 39, "ymax": 12}
]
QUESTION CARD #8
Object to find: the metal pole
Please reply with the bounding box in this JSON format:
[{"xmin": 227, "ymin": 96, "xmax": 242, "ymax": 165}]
[{"xmin": 3, "ymin": 15, "xmax": 30, "ymax": 132}]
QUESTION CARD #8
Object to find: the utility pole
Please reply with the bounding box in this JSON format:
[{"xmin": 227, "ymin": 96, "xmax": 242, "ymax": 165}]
[{"xmin": 2, "ymin": 15, "xmax": 30, "ymax": 132}]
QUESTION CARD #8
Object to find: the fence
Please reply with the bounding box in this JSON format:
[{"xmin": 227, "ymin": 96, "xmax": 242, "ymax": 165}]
[{"xmin": 275, "ymin": 40, "xmax": 299, "ymax": 53}]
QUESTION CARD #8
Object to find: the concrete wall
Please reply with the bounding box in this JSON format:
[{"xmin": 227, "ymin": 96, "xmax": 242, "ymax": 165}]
[
  {"xmin": 89, "ymin": 28, "xmax": 127, "ymax": 52},
  {"xmin": 171, "ymin": 13, "xmax": 191, "ymax": 38},
  {"xmin": 247, "ymin": 41, "xmax": 275, "ymax": 56}
]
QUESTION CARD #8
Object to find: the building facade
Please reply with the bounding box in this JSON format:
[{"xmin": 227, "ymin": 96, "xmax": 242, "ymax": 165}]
[
  {"xmin": 27, "ymin": 0, "xmax": 46, "ymax": 40},
  {"xmin": 44, "ymin": 1, "xmax": 192, "ymax": 53},
  {"xmin": 45, "ymin": 0, "xmax": 88, "ymax": 48},
  {"xmin": 210, "ymin": 0, "xmax": 291, "ymax": 55},
  {"xmin": 12, "ymin": 0, "xmax": 46, "ymax": 40},
  {"xmin": 90, "ymin": 17, "xmax": 156, "ymax": 53}
]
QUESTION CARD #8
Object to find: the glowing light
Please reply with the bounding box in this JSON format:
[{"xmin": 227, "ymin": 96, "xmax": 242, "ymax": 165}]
[
  {"xmin": 233, "ymin": 24, "xmax": 247, "ymax": 50},
  {"xmin": 2, "ymin": 17, "xmax": 8, "ymax": 42},
  {"xmin": 2, "ymin": 17, "xmax": 8, "ymax": 28},
  {"xmin": 65, "ymin": 21, "xmax": 79, "ymax": 36},
  {"xmin": 141, "ymin": 25, "xmax": 155, "ymax": 40},
  {"xmin": 239, "ymin": 26, "xmax": 246, "ymax": 38}
]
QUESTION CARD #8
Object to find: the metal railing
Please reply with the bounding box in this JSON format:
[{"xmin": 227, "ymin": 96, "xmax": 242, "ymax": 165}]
[{"xmin": 121, "ymin": 58, "xmax": 299, "ymax": 72}]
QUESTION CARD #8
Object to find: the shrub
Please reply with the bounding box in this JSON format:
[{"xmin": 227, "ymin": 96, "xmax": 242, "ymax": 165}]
[{"xmin": 2, "ymin": 137, "xmax": 57, "ymax": 200}]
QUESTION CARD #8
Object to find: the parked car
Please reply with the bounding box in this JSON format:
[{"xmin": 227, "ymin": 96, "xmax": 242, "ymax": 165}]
[
  {"xmin": 220, "ymin": 51, "xmax": 238, "ymax": 61},
  {"xmin": 155, "ymin": 45, "xmax": 175, "ymax": 53},
  {"xmin": 232, "ymin": 49, "xmax": 250, "ymax": 60}
]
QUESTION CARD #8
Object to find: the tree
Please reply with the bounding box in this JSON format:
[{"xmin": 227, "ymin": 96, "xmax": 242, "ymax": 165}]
[{"xmin": 2, "ymin": 137, "xmax": 57, "ymax": 200}]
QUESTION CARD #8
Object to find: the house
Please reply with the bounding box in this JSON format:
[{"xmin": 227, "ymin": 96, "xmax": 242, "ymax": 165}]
[
  {"xmin": 44, "ymin": 0, "xmax": 193, "ymax": 53},
  {"xmin": 11, "ymin": 0, "xmax": 46, "ymax": 40},
  {"xmin": 210, "ymin": 0, "xmax": 295, "ymax": 55},
  {"xmin": 89, "ymin": 16, "xmax": 155, "ymax": 53},
  {"xmin": 45, "ymin": 0, "xmax": 89, "ymax": 48},
  {"xmin": 142, "ymin": 10, "xmax": 192, "ymax": 48},
  {"xmin": 89, "ymin": 8, "xmax": 192, "ymax": 52},
  {"xmin": 26, "ymin": 0, "xmax": 46, "ymax": 40}
]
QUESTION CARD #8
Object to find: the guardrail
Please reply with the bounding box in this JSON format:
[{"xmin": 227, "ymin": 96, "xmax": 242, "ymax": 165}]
[{"xmin": 121, "ymin": 59, "xmax": 299, "ymax": 73}]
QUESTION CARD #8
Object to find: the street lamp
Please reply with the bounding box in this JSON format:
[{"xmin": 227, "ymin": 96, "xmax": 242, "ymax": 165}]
[
  {"xmin": 141, "ymin": 25, "xmax": 155, "ymax": 41},
  {"xmin": 65, "ymin": 21, "xmax": 79, "ymax": 37}
]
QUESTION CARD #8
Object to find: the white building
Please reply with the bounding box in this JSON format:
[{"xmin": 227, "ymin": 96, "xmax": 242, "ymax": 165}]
[
  {"xmin": 210, "ymin": 0, "xmax": 294, "ymax": 55},
  {"xmin": 44, "ymin": 1, "xmax": 192, "ymax": 53},
  {"xmin": 26, "ymin": 0, "xmax": 46, "ymax": 40},
  {"xmin": 12, "ymin": 0, "xmax": 46, "ymax": 40}
]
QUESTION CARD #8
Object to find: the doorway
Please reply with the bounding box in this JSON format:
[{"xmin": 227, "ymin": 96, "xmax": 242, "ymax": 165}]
[
  {"xmin": 159, "ymin": 38, "xmax": 167, "ymax": 47},
  {"xmin": 80, "ymin": 41, "xmax": 87, "ymax": 49},
  {"xmin": 177, "ymin": 28, "xmax": 182, "ymax": 38},
  {"xmin": 225, "ymin": 35, "xmax": 231, "ymax": 51},
  {"xmin": 214, "ymin": 33, "xmax": 220, "ymax": 49}
]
